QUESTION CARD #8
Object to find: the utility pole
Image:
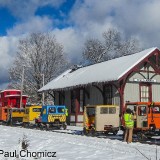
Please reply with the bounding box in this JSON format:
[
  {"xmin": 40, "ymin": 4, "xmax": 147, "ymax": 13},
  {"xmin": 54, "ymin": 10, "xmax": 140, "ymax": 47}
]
[
  {"xmin": 41, "ymin": 74, "xmax": 44, "ymax": 105},
  {"xmin": 20, "ymin": 65, "xmax": 25, "ymax": 108}
]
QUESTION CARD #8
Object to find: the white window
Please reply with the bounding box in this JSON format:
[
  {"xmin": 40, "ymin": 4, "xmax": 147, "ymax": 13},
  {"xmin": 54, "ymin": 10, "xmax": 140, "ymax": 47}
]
[{"xmin": 140, "ymin": 84, "xmax": 151, "ymax": 102}]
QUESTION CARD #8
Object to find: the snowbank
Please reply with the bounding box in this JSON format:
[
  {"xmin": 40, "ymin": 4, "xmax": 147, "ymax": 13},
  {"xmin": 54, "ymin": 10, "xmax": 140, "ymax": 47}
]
[{"xmin": 0, "ymin": 125, "xmax": 159, "ymax": 160}]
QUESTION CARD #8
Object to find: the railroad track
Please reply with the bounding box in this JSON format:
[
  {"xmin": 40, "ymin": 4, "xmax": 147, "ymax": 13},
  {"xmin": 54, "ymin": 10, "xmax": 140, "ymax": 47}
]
[
  {"xmin": 2, "ymin": 124, "xmax": 160, "ymax": 146},
  {"xmin": 44, "ymin": 127, "xmax": 160, "ymax": 146}
]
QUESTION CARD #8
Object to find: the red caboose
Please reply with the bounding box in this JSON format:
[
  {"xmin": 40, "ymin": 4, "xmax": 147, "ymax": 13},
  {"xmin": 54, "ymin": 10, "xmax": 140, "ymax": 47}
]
[
  {"xmin": 0, "ymin": 89, "xmax": 28, "ymax": 122},
  {"xmin": 0, "ymin": 89, "xmax": 28, "ymax": 108}
]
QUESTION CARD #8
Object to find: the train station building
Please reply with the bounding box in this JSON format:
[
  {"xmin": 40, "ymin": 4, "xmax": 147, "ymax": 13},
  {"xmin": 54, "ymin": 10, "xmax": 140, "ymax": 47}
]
[{"xmin": 39, "ymin": 47, "xmax": 160, "ymax": 126}]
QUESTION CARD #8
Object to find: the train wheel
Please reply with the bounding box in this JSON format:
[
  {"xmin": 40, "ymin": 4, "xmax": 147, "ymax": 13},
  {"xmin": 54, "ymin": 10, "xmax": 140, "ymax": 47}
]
[
  {"xmin": 113, "ymin": 130, "xmax": 118, "ymax": 135},
  {"xmin": 23, "ymin": 123, "xmax": 26, "ymax": 128},
  {"xmin": 83, "ymin": 127, "xmax": 88, "ymax": 135},
  {"xmin": 105, "ymin": 131, "xmax": 109, "ymax": 135},
  {"xmin": 137, "ymin": 132, "xmax": 142, "ymax": 140},
  {"xmin": 62, "ymin": 123, "xmax": 67, "ymax": 130},
  {"xmin": 90, "ymin": 128, "xmax": 96, "ymax": 137},
  {"xmin": 23, "ymin": 123, "xmax": 29, "ymax": 128},
  {"xmin": 39, "ymin": 124, "xmax": 44, "ymax": 130},
  {"xmin": 137, "ymin": 132, "xmax": 147, "ymax": 141},
  {"xmin": 36, "ymin": 123, "xmax": 40, "ymax": 129},
  {"xmin": 45, "ymin": 124, "xmax": 50, "ymax": 130},
  {"xmin": 55, "ymin": 120, "xmax": 60, "ymax": 129}
]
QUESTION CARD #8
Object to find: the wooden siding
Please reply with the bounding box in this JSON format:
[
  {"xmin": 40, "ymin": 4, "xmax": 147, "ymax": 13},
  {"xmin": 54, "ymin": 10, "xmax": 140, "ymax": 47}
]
[
  {"xmin": 152, "ymin": 84, "xmax": 160, "ymax": 101},
  {"xmin": 124, "ymin": 82, "xmax": 139, "ymax": 102},
  {"xmin": 124, "ymin": 72, "xmax": 144, "ymax": 102},
  {"xmin": 112, "ymin": 86, "xmax": 120, "ymax": 106},
  {"xmin": 124, "ymin": 69, "xmax": 160, "ymax": 103}
]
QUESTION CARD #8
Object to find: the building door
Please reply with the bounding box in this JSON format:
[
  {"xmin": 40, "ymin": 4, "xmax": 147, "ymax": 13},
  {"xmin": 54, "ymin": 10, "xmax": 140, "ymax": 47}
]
[
  {"xmin": 71, "ymin": 89, "xmax": 85, "ymax": 113},
  {"xmin": 71, "ymin": 89, "xmax": 85, "ymax": 123},
  {"xmin": 104, "ymin": 85, "xmax": 112, "ymax": 104}
]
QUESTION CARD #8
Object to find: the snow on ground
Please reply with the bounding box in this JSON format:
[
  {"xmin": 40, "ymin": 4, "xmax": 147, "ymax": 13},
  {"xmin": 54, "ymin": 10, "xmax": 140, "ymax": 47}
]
[{"xmin": 0, "ymin": 125, "xmax": 159, "ymax": 160}]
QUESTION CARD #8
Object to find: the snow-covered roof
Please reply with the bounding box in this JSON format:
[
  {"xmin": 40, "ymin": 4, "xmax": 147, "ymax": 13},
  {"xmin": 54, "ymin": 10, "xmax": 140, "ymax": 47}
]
[
  {"xmin": 39, "ymin": 47, "xmax": 157, "ymax": 92},
  {"xmin": 5, "ymin": 94, "xmax": 28, "ymax": 98},
  {"xmin": 1, "ymin": 89, "xmax": 21, "ymax": 93}
]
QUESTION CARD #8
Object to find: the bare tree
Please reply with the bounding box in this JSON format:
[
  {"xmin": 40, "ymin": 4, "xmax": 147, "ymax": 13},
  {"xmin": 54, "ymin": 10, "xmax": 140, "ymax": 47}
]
[
  {"xmin": 118, "ymin": 37, "xmax": 142, "ymax": 57},
  {"xmin": 82, "ymin": 28, "xmax": 142, "ymax": 64},
  {"xmin": 83, "ymin": 39, "xmax": 105, "ymax": 64},
  {"xmin": 9, "ymin": 32, "xmax": 69, "ymax": 102}
]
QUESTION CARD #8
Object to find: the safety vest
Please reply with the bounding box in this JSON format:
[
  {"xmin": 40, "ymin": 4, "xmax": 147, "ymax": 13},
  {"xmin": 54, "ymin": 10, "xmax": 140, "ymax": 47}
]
[
  {"xmin": 62, "ymin": 108, "xmax": 68, "ymax": 116},
  {"xmin": 124, "ymin": 113, "xmax": 134, "ymax": 128},
  {"xmin": 65, "ymin": 109, "xmax": 68, "ymax": 116}
]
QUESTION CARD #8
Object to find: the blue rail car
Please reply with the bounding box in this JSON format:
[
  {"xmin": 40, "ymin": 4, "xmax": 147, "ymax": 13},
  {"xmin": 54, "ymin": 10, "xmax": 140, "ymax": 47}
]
[{"xmin": 36, "ymin": 105, "xmax": 67, "ymax": 130}]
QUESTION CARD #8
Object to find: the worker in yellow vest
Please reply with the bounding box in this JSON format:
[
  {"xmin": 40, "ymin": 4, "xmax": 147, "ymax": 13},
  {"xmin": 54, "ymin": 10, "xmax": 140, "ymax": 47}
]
[
  {"xmin": 62, "ymin": 108, "xmax": 68, "ymax": 116},
  {"xmin": 124, "ymin": 108, "xmax": 134, "ymax": 143},
  {"xmin": 65, "ymin": 108, "xmax": 68, "ymax": 116}
]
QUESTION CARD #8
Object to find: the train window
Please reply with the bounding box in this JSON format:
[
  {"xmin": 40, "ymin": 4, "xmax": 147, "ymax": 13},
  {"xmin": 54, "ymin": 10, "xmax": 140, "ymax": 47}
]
[
  {"xmin": 138, "ymin": 106, "xmax": 146, "ymax": 116},
  {"xmin": 57, "ymin": 107, "xmax": 64, "ymax": 113},
  {"xmin": 4, "ymin": 109, "xmax": 7, "ymax": 113},
  {"xmin": 49, "ymin": 107, "xmax": 56, "ymax": 113},
  {"xmin": 109, "ymin": 107, "xmax": 116, "ymax": 114},
  {"xmin": 32, "ymin": 108, "xmax": 41, "ymax": 112},
  {"xmin": 126, "ymin": 105, "xmax": 136, "ymax": 113},
  {"xmin": 152, "ymin": 106, "xmax": 160, "ymax": 114},
  {"xmin": 87, "ymin": 107, "xmax": 95, "ymax": 116},
  {"xmin": 100, "ymin": 107, "xmax": 108, "ymax": 114}
]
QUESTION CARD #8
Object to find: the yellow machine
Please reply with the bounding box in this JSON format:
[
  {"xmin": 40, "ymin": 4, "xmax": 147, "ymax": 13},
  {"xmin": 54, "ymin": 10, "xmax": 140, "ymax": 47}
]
[
  {"xmin": 7, "ymin": 108, "xmax": 25, "ymax": 125},
  {"xmin": 83, "ymin": 105, "xmax": 120, "ymax": 135},
  {"xmin": 23, "ymin": 105, "xmax": 42, "ymax": 126}
]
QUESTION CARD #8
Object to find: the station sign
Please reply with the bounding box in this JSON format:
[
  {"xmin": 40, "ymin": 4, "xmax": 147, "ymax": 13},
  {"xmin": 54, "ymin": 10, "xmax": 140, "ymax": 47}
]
[{"xmin": 133, "ymin": 78, "xmax": 157, "ymax": 82}]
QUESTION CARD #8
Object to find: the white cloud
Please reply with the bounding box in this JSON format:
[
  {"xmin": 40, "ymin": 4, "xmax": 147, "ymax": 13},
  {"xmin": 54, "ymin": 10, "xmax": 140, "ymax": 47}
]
[
  {"xmin": 67, "ymin": 0, "xmax": 160, "ymax": 50},
  {"xmin": 53, "ymin": 28, "xmax": 84, "ymax": 62},
  {"xmin": 2, "ymin": 0, "xmax": 160, "ymax": 89},
  {"xmin": 0, "ymin": 36, "xmax": 19, "ymax": 89},
  {"xmin": 0, "ymin": 0, "xmax": 65, "ymax": 20},
  {"xmin": 0, "ymin": 36, "xmax": 18, "ymax": 66},
  {"xmin": 7, "ymin": 16, "xmax": 54, "ymax": 36},
  {"xmin": 5, "ymin": 0, "xmax": 160, "ymax": 65},
  {"xmin": 52, "ymin": 22, "xmax": 116, "ymax": 63}
]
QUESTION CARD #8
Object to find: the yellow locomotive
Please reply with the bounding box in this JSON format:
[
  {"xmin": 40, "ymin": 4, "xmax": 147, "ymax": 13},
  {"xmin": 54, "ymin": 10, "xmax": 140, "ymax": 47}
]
[
  {"xmin": 23, "ymin": 105, "xmax": 42, "ymax": 127},
  {"xmin": 6, "ymin": 107, "xmax": 25, "ymax": 125}
]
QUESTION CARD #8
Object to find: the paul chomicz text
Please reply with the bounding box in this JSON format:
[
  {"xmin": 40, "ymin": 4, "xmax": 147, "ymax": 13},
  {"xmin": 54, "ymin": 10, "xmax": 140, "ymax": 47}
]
[{"xmin": 0, "ymin": 149, "xmax": 56, "ymax": 158}]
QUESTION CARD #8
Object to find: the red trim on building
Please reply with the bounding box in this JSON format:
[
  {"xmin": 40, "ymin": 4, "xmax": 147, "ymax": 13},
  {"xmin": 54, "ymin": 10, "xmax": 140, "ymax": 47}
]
[
  {"xmin": 139, "ymin": 83, "xmax": 152, "ymax": 102},
  {"xmin": 118, "ymin": 49, "xmax": 160, "ymax": 114}
]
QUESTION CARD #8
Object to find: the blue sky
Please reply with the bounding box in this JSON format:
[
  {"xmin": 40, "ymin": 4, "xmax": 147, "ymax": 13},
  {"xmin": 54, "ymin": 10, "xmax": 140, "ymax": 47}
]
[
  {"xmin": 0, "ymin": 7, "xmax": 16, "ymax": 36},
  {"xmin": 1, "ymin": 0, "xmax": 160, "ymax": 89},
  {"xmin": 0, "ymin": 0, "xmax": 75, "ymax": 35}
]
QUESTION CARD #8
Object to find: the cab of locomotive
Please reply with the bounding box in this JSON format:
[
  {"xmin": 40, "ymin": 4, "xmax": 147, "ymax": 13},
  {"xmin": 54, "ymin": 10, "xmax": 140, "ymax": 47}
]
[
  {"xmin": 83, "ymin": 105, "xmax": 119, "ymax": 135},
  {"xmin": 83, "ymin": 106, "xmax": 96, "ymax": 131},
  {"xmin": 23, "ymin": 105, "xmax": 42, "ymax": 125},
  {"xmin": 7, "ymin": 108, "xmax": 25, "ymax": 125},
  {"xmin": 37, "ymin": 105, "xmax": 66, "ymax": 122},
  {"xmin": 35, "ymin": 105, "xmax": 67, "ymax": 130},
  {"xmin": 125, "ymin": 102, "xmax": 160, "ymax": 136},
  {"xmin": 124, "ymin": 103, "xmax": 149, "ymax": 131}
]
